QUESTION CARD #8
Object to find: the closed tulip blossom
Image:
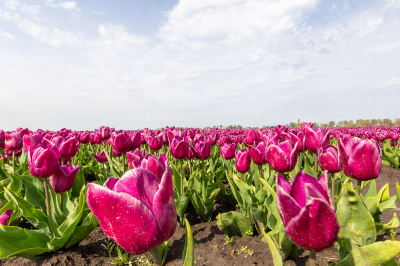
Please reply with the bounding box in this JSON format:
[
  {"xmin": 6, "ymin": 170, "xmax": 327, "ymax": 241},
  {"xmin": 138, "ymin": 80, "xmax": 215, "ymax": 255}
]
[
  {"xmin": 79, "ymin": 132, "xmax": 90, "ymax": 144},
  {"xmin": 338, "ymin": 137, "xmax": 382, "ymax": 181},
  {"xmin": 5, "ymin": 132, "xmax": 23, "ymax": 152},
  {"xmin": 127, "ymin": 149, "xmax": 146, "ymax": 168},
  {"xmin": 94, "ymin": 151, "xmax": 108, "ymax": 163},
  {"xmin": 100, "ymin": 126, "xmax": 111, "ymax": 140},
  {"xmin": 276, "ymin": 171, "xmax": 339, "ymax": 253},
  {"xmin": 283, "ymin": 132, "xmax": 306, "ymax": 153},
  {"xmin": 266, "ymin": 140, "xmax": 298, "ymax": 173},
  {"xmin": 301, "ymin": 122, "xmax": 313, "ymax": 132},
  {"xmin": 248, "ymin": 141, "xmax": 267, "ymax": 165},
  {"xmin": 0, "ymin": 209, "xmax": 13, "ymax": 226},
  {"xmin": 317, "ymin": 145, "xmax": 341, "ymax": 173},
  {"xmin": 28, "ymin": 145, "xmax": 60, "ymax": 178},
  {"xmin": 220, "ymin": 143, "xmax": 236, "ymax": 160},
  {"xmin": 129, "ymin": 131, "xmax": 142, "ymax": 151},
  {"xmin": 23, "ymin": 134, "xmax": 43, "ymax": 153},
  {"xmin": 52, "ymin": 136, "xmax": 79, "ymax": 160},
  {"xmin": 194, "ymin": 139, "xmax": 211, "ymax": 160},
  {"xmin": 170, "ymin": 136, "xmax": 189, "ymax": 159},
  {"xmin": 112, "ymin": 132, "xmax": 131, "ymax": 153},
  {"xmin": 235, "ymin": 149, "xmax": 251, "ymax": 173},
  {"xmin": 147, "ymin": 134, "xmax": 163, "ymax": 151},
  {"xmin": 50, "ymin": 165, "xmax": 80, "ymax": 194},
  {"xmin": 305, "ymin": 128, "xmax": 331, "ymax": 153},
  {"xmin": 141, "ymin": 154, "xmax": 167, "ymax": 180},
  {"xmin": 87, "ymin": 158, "xmax": 177, "ymax": 258}
]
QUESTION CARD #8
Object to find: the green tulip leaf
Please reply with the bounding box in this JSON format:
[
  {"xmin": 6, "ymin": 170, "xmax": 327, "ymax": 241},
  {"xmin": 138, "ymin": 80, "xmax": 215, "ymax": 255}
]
[
  {"xmin": 336, "ymin": 182, "xmax": 376, "ymax": 260},
  {"xmin": 20, "ymin": 174, "xmax": 47, "ymax": 212},
  {"xmin": 375, "ymin": 213, "xmax": 399, "ymax": 235},
  {"xmin": 379, "ymin": 196, "xmax": 397, "ymax": 213},
  {"xmin": 226, "ymin": 174, "xmax": 245, "ymax": 209},
  {"xmin": 216, "ymin": 181, "xmax": 237, "ymax": 205},
  {"xmin": 365, "ymin": 180, "xmax": 377, "ymax": 198},
  {"xmin": 182, "ymin": 218, "xmax": 194, "ymax": 266},
  {"xmin": 0, "ymin": 225, "xmax": 52, "ymax": 259},
  {"xmin": 175, "ymin": 191, "xmax": 193, "ymax": 220},
  {"xmin": 64, "ymin": 212, "xmax": 99, "ymax": 248},
  {"xmin": 71, "ymin": 168, "xmax": 85, "ymax": 198},
  {"xmin": 259, "ymin": 177, "xmax": 284, "ymax": 231},
  {"xmin": 261, "ymin": 229, "xmax": 283, "ymax": 266},
  {"xmin": 396, "ymin": 183, "xmax": 400, "ymax": 205},
  {"xmin": 216, "ymin": 211, "xmax": 254, "ymax": 237},
  {"xmin": 104, "ymin": 151, "xmax": 121, "ymax": 178},
  {"xmin": 336, "ymin": 241, "xmax": 400, "ymax": 266}
]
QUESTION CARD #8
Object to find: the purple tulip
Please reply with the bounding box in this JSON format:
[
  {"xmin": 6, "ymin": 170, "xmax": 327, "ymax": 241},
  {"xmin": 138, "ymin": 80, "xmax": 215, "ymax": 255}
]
[
  {"xmin": 51, "ymin": 136, "xmax": 79, "ymax": 159},
  {"xmin": 129, "ymin": 131, "xmax": 142, "ymax": 151},
  {"xmin": 266, "ymin": 140, "xmax": 298, "ymax": 173},
  {"xmin": 208, "ymin": 134, "xmax": 218, "ymax": 146},
  {"xmin": 193, "ymin": 139, "xmax": 211, "ymax": 160},
  {"xmin": 305, "ymin": 128, "xmax": 330, "ymax": 153},
  {"xmin": 283, "ymin": 132, "xmax": 306, "ymax": 153},
  {"xmin": 338, "ymin": 137, "xmax": 382, "ymax": 181},
  {"xmin": 0, "ymin": 154, "xmax": 7, "ymax": 162},
  {"xmin": 141, "ymin": 154, "xmax": 167, "ymax": 180},
  {"xmin": 301, "ymin": 122, "xmax": 313, "ymax": 132},
  {"xmin": 94, "ymin": 151, "xmax": 108, "ymax": 163},
  {"xmin": 50, "ymin": 164, "xmax": 80, "ymax": 194},
  {"xmin": 220, "ymin": 143, "xmax": 236, "ymax": 160},
  {"xmin": 127, "ymin": 149, "xmax": 146, "ymax": 168},
  {"xmin": 170, "ymin": 136, "xmax": 189, "ymax": 159},
  {"xmin": 248, "ymin": 141, "xmax": 267, "ymax": 165},
  {"xmin": 79, "ymin": 131, "xmax": 90, "ymax": 144},
  {"xmin": 245, "ymin": 129, "xmax": 257, "ymax": 145},
  {"xmin": 100, "ymin": 126, "xmax": 111, "ymax": 140},
  {"xmin": 28, "ymin": 145, "xmax": 60, "ymax": 178},
  {"xmin": 23, "ymin": 134, "xmax": 43, "ymax": 153},
  {"xmin": 186, "ymin": 145, "xmax": 197, "ymax": 160},
  {"xmin": 317, "ymin": 145, "xmax": 341, "ymax": 174},
  {"xmin": 5, "ymin": 132, "xmax": 23, "ymax": 152},
  {"xmin": 147, "ymin": 134, "xmax": 163, "ymax": 151},
  {"xmin": 112, "ymin": 132, "xmax": 131, "ymax": 153},
  {"xmin": 276, "ymin": 171, "xmax": 339, "ymax": 252},
  {"xmin": 235, "ymin": 149, "xmax": 251, "ymax": 173},
  {"xmin": 0, "ymin": 209, "xmax": 13, "ymax": 226},
  {"xmin": 87, "ymin": 159, "xmax": 177, "ymax": 255}
]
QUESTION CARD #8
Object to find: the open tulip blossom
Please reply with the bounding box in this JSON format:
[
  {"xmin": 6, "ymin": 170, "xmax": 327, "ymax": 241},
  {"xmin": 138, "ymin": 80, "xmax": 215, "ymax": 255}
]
[{"xmin": 87, "ymin": 155, "xmax": 176, "ymax": 264}]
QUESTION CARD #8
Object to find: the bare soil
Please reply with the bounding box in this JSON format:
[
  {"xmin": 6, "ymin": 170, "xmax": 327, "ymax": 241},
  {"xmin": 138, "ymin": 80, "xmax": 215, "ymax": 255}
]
[{"xmin": 1, "ymin": 165, "xmax": 400, "ymax": 266}]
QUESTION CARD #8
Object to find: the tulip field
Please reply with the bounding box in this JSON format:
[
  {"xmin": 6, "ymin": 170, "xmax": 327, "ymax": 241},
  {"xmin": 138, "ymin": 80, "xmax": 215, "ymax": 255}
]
[{"xmin": 1, "ymin": 124, "xmax": 400, "ymax": 266}]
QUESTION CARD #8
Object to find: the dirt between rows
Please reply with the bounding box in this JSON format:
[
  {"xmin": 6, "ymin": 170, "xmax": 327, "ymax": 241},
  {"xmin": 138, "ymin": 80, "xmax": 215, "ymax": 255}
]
[{"xmin": 1, "ymin": 165, "xmax": 399, "ymax": 266}]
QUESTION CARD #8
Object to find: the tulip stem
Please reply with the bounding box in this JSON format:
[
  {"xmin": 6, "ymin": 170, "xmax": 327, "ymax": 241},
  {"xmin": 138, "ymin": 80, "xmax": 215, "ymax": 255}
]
[
  {"xmin": 309, "ymin": 250, "xmax": 316, "ymax": 266},
  {"xmin": 180, "ymin": 159, "xmax": 183, "ymax": 195},
  {"xmin": 122, "ymin": 153, "xmax": 125, "ymax": 174},
  {"xmin": 357, "ymin": 180, "xmax": 362, "ymax": 195},
  {"xmin": 43, "ymin": 178, "xmax": 53, "ymax": 234},
  {"xmin": 149, "ymin": 247, "xmax": 162, "ymax": 266},
  {"xmin": 60, "ymin": 192, "xmax": 64, "ymax": 214},
  {"xmin": 314, "ymin": 153, "xmax": 318, "ymax": 176},
  {"xmin": 12, "ymin": 151, "xmax": 15, "ymax": 173},
  {"xmin": 298, "ymin": 153, "xmax": 301, "ymax": 172},
  {"xmin": 61, "ymin": 158, "xmax": 64, "ymax": 166},
  {"xmin": 202, "ymin": 161, "xmax": 205, "ymax": 199},
  {"xmin": 331, "ymin": 173, "xmax": 335, "ymax": 209}
]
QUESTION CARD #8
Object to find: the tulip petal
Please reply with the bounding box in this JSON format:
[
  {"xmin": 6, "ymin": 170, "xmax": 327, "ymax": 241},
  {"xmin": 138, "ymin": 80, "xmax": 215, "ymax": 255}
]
[
  {"xmin": 290, "ymin": 172, "xmax": 328, "ymax": 208},
  {"xmin": 103, "ymin": 177, "xmax": 119, "ymax": 190},
  {"xmin": 285, "ymin": 198, "xmax": 339, "ymax": 252},
  {"xmin": 114, "ymin": 169, "xmax": 160, "ymax": 211},
  {"xmin": 87, "ymin": 183, "xmax": 161, "ymax": 255},
  {"xmin": 276, "ymin": 177, "xmax": 301, "ymax": 225}
]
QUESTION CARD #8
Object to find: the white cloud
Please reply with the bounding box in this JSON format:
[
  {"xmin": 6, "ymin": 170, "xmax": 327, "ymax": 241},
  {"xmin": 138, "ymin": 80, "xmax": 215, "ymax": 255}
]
[
  {"xmin": 44, "ymin": 0, "xmax": 78, "ymax": 10},
  {"xmin": 60, "ymin": 1, "xmax": 76, "ymax": 9},
  {"xmin": 93, "ymin": 10, "xmax": 104, "ymax": 15},
  {"xmin": 0, "ymin": 27, "xmax": 15, "ymax": 39}
]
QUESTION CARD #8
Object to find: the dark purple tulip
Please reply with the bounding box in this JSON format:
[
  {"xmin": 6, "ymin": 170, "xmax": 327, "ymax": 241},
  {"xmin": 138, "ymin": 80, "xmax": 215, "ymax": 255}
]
[
  {"xmin": 187, "ymin": 145, "xmax": 197, "ymax": 160},
  {"xmin": 194, "ymin": 139, "xmax": 211, "ymax": 160},
  {"xmin": 317, "ymin": 145, "xmax": 341, "ymax": 174},
  {"xmin": 100, "ymin": 126, "xmax": 111, "ymax": 140},
  {"xmin": 220, "ymin": 143, "xmax": 236, "ymax": 160},
  {"xmin": 0, "ymin": 154, "xmax": 7, "ymax": 162},
  {"xmin": 127, "ymin": 149, "xmax": 146, "ymax": 168},
  {"xmin": 23, "ymin": 134, "xmax": 43, "ymax": 153},
  {"xmin": 0, "ymin": 130, "xmax": 5, "ymax": 150},
  {"xmin": 283, "ymin": 132, "xmax": 306, "ymax": 153},
  {"xmin": 6, "ymin": 149, "xmax": 22, "ymax": 157},
  {"xmin": 52, "ymin": 136, "xmax": 79, "ymax": 159},
  {"xmin": 235, "ymin": 149, "xmax": 251, "ymax": 173},
  {"xmin": 50, "ymin": 164, "xmax": 80, "ymax": 194},
  {"xmin": 276, "ymin": 171, "xmax": 339, "ymax": 252},
  {"xmin": 301, "ymin": 122, "xmax": 313, "ymax": 132},
  {"xmin": 245, "ymin": 129, "xmax": 257, "ymax": 145},
  {"xmin": 112, "ymin": 148, "xmax": 122, "ymax": 157},
  {"xmin": 28, "ymin": 145, "xmax": 60, "ymax": 178},
  {"xmin": 141, "ymin": 154, "xmax": 168, "ymax": 180},
  {"xmin": 94, "ymin": 151, "xmax": 108, "ymax": 163},
  {"xmin": 129, "ymin": 131, "xmax": 141, "ymax": 151},
  {"xmin": 17, "ymin": 128, "xmax": 30, "ymax": 138},
  {"xmin": 208, "ymin": 134, "xmax": 217, "ymax": 146},
  {"xmin": 112, "ymin": 132, "xmax": 131, "ymax": 153},
  {"xmin": 248, "ymin": 141, "xmax": 267, "ymax": 165},
  {"xmin": 79, "ymin": 131, "xmax": 90, "ymax": 144},
  {"xmin": 338, "ymin": 137, "xmax": 382, "ymax": 181},
  {"xmin": 0, "ymin": 209, "xmax": 12, "ymax": 226},
  {"xmin": 170, "ymin": 136, "xmax": 188, "ymax": 159},
  {"xmin": 5, "ymin": 132, "xmax": 23, "ymax": 152},
  {"xmin": 305, "ymin": 128, "xmax": 330, "ymax": 153},
  {"xmin": 266, "ymin": 140, "xmax": 298, "ymax": 173},
  {"xmin": 147, "ymin": 134, "xmax": 163, "ymax": 151}
]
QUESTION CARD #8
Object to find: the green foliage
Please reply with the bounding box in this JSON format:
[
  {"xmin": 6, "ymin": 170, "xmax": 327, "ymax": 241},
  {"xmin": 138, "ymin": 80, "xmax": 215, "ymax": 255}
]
[
  {"xmin": 182, "ymin": 218, "xmax": 194, "ymax": 266},
  {"xmin": 216, "ymin": 211, "xmax": 254, "ymax": 237}
]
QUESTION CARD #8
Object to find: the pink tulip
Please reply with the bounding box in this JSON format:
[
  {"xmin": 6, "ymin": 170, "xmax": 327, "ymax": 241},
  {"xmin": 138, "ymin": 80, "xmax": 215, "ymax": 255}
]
[
  {"xmin": 141, "ymin": 154, "xmax": 168, "ymax": 180},
  {"xmin": 50, "ymin": 164, "xmax": 80, "ymax": 194},
  {"xmin": 127, "ymin": 149, "xmax": 146, "ymax": 168},
  {"xmin": 5, "ymin": 132, "xmax": 23, "ymax": 152},
  {"xmin": 248, "ymin": 141, "xmax": 267, "ymax": 165},
  {"xmin": 94, "ymin": 151, "xmax": 108, "ymax": 163},
  {"xmin": 235, "ymin": 149, "xmax": 251, "ymax": 173},
  {"xmin": 220, "ymin": 143, "xmax": 236, "ymax": 160},
  {"xmin": 170, "ymin": 136, "xmax": 189, "ymax": 160},
  {"xmin": 194, "ymin": 139, "xmax": 211, "ymax": 160},
  {"xmin": 0, "ymin": 209, "xmax": 13, "ymax": 226},
  {"xmin": 317, "ymin": 145, "xmax": 341, "ymax": 174},
  {"xmin": 305, "ymin": 128, "xmax": 330, "ymax": 153},
  {"xmin": 266, "ymin": 140, "xmax": 298, "ymax": 173},
  {"xmin": 28, "ymin": 145, "xmax": 60, "ymax": 178}
]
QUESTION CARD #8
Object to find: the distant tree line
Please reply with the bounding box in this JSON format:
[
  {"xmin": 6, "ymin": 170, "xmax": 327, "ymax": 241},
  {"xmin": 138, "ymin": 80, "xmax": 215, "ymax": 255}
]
[{"xmin": 285, "ymin": 118, "xmax": 400, "ymax": 128}]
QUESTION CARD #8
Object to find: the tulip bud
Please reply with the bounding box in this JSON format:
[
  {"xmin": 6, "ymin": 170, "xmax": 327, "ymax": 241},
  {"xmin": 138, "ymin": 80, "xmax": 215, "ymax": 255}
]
[
  {"xmin": 235, "ymin": 149, "xmax": 251, "ymax": 173},
  {"xmin": 317, "ymin": 145, "xmax": 341, "ymax": 173},
  {"xmin": 305, "ymin": 128, "xmax": 330, "ymax": 153},
  {"xmin": 266, "ymin": 140, "xmax": 298, "ymax": 173},
  {"xmin": 112, "ymin": 132, "xmax": 131, "ymax": 153},
  {"xmin": 5, "ymin": 132, "xmax": 23, "ymax": 152},
  {"xmin": 52, "ymin": 136, "xmax": 79, "ymax": 159},
  {"xmin": 50, "ymin": 164, "xmax": 80, "ymax": 194},
  {"xmin": 146, "ymin": 134, "xmax": 163, "ymax": 151},
  {"xmin": 170, "ymin": 136, "xmax": 189, "ymax": 160},
  {"xmin": 276, "ymin": 171, "xmax": 339, "ymax": 252},
  {"xmin": 28, "ymin": 145, "xmax": 60, "ymax": 178},
  {"xmin": 194, "ymin": 139, "xmax": 211, "ymax": 160},
  {"xmin": 248, "ymin": 141, "xmax": 267, "ymax": 165},
  {"xmin": 220, "ymin": 143, "xmax": 236, "ymax": 160},
  {"xmin": 0, "ymin": 209, "xmax": 13, "ymax": 226}
]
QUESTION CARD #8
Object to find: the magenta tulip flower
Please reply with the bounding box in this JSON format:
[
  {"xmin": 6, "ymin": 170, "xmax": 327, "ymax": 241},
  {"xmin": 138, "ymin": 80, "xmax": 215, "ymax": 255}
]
[
  {"xmin": 0, "ymin": 154, "xmax": 7, "ymax": 162},
  {"xmin": 94, "ymin": 151, "xmax": 108, "ymax": 163},
  {"xmin": 220, "ymin": 143, "xmax": 236, "ymax": 160},
  {"xmin": 301, "ymin": 122, "xmax": 313, "ymax": 132},
  {"xmin": 112, "ymin": 132, "xmax": 131, "ymax": 153},
  {"xmin": 248, "ymin": 141, "xmax": 267, "ymax": 165},
  {"xmin": 208, "ymin": 134, "xmax": 218, "ymax": 146},
  {"xmin": 235, "ymin": 149, "xmax": 251, "ymax": 173},
  {"xmin": 50, "ymin": 164, "xmax": 80, "ymax": 194},
  {"xmin": 23, "ymin": 134, "xmax": 43, "ymax": 153},
  {"xmin": 186, "ymin": 145, "xmax": 197, "ymax": 160},
  {"xmin": 193, "ymin": 139, "xmax": 211, "ymax": 160},
  {"xmin": 338, "ymin": 137, "xmax": 382, "ymax": 181},
  {"xmin": 266, "ymin": 140, "xmax": 298, "ymax": 173},
  {"xmin": 100, "ymin": 126, "xmax": 111, "ymax": 140},
  {"xmin": 245, "ymin": 129, "xmax": 257, "ymax": 145},
  {"xmin": 87, "ymin": 159, "xmax": 176, "ymax": 255},
  {"xmin": 28, "ymin": 145, "xmax": 60, "ymax": 178},
  {"xmin": 147, "ymin": 135, "xmax": 163, "ymax": 151},
  {"xmin": 79, "ymin": 131, "xmax": 90, "ymax": 144},
  {"xmin": 127, "ymin": 149, "xmax": 146, "ymax": 168},
  {"xmin": 0, "ymin": 209, "xmax": 12, "ymax": 226},
  {"xmin": 305, "ymin": 128, "xmax": 330, "ymax": 153},
  {"xmin": 141, "ymin": 154, "xmax": 168, "ymax": 180},
  {"xmin": 170, "ymin": 136, "xmax": 189, "ymax": 159},
  {"xmin": 317, "ymin": 145, "xmax": 341, "ymax": 174},
  {"xmin": 276, "ymin": 171, "xmax": 339, "ymax": 252},
  {"xmin": 129, "ymin": 131, "xmax": 142, "ymax": 151},
  {"xmin": 283, "ymin": 132, "xmax": 306, "ymax": 153},
  {"xmin": 52, "ymin": 136, "xmax": 79, "ymax": 159},
  {"xmin": 5, "ymin": 132, "xmax": 23, "ymax": 152}
]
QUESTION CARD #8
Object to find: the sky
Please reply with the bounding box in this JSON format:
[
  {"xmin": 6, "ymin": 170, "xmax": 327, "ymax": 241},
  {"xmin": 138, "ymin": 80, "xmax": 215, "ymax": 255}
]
[{"xmin": 0, "ymin": 0, "xmax": 399, "ymax": 131}]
